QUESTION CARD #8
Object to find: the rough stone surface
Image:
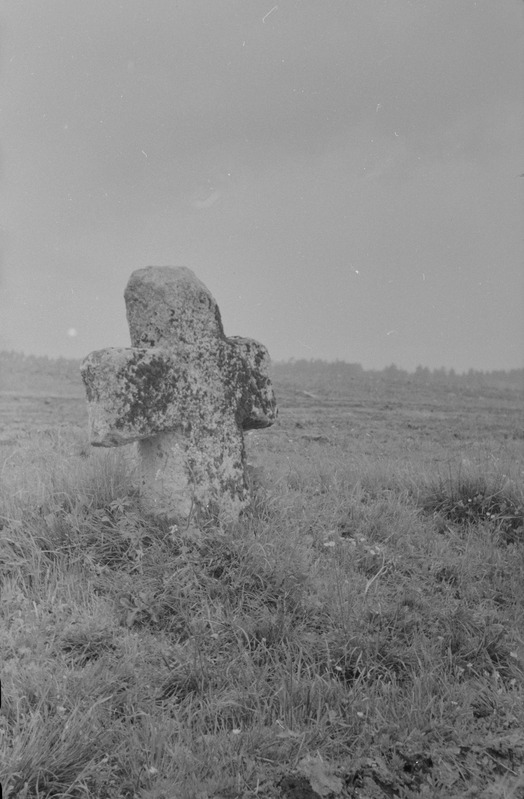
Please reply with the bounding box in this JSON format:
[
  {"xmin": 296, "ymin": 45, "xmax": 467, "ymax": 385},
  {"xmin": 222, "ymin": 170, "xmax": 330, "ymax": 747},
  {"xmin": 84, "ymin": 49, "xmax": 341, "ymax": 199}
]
[{"xmin": 81, "ymin": 266, "xmax": 277, "ymax": 521}]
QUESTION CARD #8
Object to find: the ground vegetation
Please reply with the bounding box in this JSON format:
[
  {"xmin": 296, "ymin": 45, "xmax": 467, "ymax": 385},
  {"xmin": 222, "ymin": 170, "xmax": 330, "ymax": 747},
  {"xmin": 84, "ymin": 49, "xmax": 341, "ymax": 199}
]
[{"xmin": 1, "ymin": 357, "xmax": 523, "ymax": 797}]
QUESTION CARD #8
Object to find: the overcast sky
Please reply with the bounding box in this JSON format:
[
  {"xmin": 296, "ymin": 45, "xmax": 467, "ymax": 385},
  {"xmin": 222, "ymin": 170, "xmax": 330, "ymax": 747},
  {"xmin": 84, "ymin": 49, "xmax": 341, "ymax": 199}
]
[{"xmin": 0, "ymin": 0, "xmax": 522, "ymax": 372}]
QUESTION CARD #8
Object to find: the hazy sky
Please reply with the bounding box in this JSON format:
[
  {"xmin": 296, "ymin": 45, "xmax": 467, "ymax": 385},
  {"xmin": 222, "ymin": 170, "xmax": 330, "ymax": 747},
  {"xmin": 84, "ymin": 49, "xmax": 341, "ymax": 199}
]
[{"xmin": 1, "ymin": 0, "xmax": 523, "ymax": 372}]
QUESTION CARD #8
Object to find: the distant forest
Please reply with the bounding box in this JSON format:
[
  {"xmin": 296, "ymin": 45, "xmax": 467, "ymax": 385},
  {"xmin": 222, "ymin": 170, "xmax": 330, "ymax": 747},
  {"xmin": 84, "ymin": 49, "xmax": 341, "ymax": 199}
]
[
  {"xmin": 0, "ymin": 350, "xmax": 522, "ymax": 393},
  {"xmin": 272, "ymin": 359, "xmax": 524, "ymax": 391},
  {"xmin": 0, "ymin": 351, "xmax": 85, "ymax": 394}
]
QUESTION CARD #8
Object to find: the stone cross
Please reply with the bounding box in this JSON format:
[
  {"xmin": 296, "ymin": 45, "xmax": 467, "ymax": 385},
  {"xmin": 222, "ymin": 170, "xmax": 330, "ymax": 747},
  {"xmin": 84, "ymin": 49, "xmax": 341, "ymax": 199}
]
[{"xmin": 81, "ymin": 266, "xmax": 277, "ymax": 522}]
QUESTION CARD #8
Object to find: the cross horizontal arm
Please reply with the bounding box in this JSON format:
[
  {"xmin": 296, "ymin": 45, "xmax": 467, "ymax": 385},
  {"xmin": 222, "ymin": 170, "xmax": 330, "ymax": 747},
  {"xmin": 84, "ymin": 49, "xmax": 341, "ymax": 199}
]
[
  {"xmin": 81, "ymin": 338, "xmax": 277, "ymax": 448},
  {"xmin": 81, "ymin": 347, "xmax": 195, "ymax": 446}
]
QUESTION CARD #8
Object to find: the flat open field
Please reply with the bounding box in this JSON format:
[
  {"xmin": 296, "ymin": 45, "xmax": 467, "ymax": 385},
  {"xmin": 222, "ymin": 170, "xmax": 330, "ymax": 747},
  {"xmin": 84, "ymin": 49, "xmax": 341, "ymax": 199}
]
[{"xmin": 1, "ymin": 363, "xmax": 521, "ymax": 468}]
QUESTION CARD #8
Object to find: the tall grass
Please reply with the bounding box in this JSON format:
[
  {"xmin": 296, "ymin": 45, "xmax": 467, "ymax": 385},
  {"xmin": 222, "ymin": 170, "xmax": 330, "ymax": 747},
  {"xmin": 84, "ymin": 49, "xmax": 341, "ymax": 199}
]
[{"xmin": 1, "ymin": 427, "xmax": 523, "ymax": 798}]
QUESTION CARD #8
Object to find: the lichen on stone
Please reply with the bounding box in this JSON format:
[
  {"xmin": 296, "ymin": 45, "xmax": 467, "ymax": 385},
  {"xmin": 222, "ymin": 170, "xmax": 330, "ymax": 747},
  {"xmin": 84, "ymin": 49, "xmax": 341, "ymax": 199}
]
[{"xmin": 81, "ymin": 266, "xmax": 277, "ymax": 522}]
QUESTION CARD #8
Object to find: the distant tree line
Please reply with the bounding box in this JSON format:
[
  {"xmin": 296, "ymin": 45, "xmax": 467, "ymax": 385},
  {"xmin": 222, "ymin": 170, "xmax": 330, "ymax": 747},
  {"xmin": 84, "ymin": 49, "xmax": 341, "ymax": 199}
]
[
  {"xmin": 272, "ymin": 358, "xmax": 524, "ymax": 390},
  {"xmin": 0, "ymin": 350, "xmax": 82, "ymax": 391}
]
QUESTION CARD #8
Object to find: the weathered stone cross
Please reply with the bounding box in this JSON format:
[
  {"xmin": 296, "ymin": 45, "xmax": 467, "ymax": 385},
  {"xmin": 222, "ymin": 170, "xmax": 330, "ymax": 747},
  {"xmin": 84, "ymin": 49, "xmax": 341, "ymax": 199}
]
[{"xmin": 81, "ymin": 266, "xmax": 277, "ymax": 522}]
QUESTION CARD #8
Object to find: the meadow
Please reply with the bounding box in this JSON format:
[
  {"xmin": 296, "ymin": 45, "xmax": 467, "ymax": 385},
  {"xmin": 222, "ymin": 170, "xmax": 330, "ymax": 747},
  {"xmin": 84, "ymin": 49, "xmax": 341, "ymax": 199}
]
[{"xmin": 1, "ymin": 355, "xmax": 523, "ymax": 798}]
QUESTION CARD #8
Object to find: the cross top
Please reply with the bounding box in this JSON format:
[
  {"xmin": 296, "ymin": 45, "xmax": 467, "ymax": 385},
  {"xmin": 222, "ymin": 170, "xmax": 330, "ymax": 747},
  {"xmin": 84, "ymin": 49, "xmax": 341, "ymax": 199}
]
[
  {"xmin": 125, "ymin": 266, "xmax": 224, "ymax": 349},
  {"xmin": 81, "ymin": 266, "xmax": 277, "ymax": 521}
]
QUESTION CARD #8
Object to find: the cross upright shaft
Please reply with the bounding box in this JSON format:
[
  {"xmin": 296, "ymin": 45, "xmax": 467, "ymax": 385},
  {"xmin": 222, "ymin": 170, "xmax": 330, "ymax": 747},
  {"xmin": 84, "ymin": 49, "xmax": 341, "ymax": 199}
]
[{"xmin": 81, "ymin": 266, "xmax": 277, "ymax": 521}]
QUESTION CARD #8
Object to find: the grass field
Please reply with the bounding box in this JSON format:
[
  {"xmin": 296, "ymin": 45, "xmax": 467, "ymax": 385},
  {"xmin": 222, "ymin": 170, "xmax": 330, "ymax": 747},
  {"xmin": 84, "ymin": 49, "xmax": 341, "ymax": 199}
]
[{"xmin": 1, "ymin": 359, "xmax": 523, "ymax": 798}]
